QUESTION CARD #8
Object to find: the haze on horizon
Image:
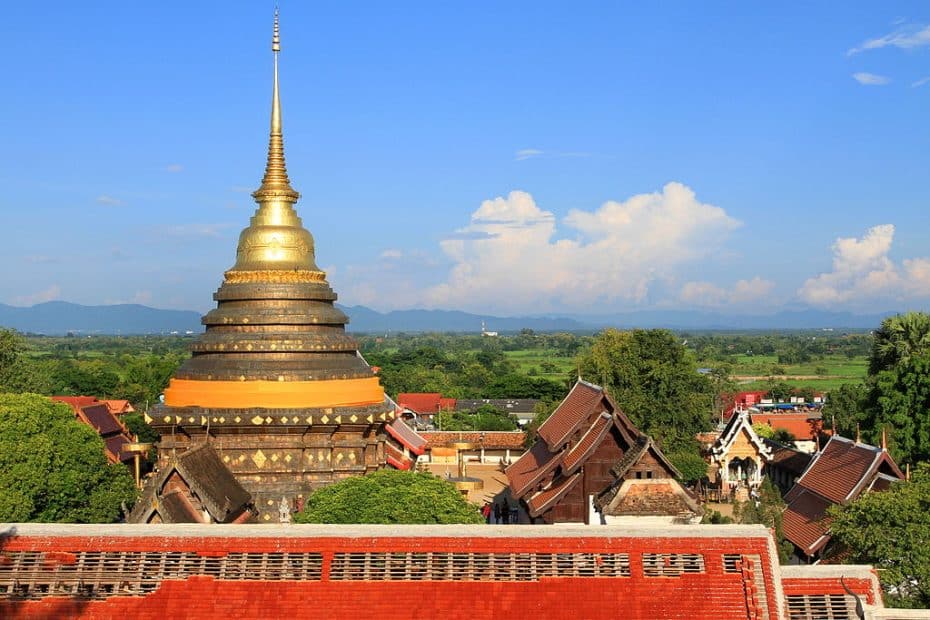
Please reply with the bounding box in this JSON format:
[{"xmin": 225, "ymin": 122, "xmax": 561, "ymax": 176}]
[{"xmin": 1, "ymin": 2, "xmax": 928, "ymax": 316}]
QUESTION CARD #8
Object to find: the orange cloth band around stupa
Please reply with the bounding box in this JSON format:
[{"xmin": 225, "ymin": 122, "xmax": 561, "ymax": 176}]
[{"xmin": 163, "ymin": 377, "xmax": 384, "ymax": 409}]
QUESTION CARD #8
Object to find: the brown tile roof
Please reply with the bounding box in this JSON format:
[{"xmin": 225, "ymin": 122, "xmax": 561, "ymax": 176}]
[
  {"xmin": 506, "ymin": 441, "xmax": 562, "ymax": 498},
  {"xmin": 104, "ymin": 434, "xmax": 134, "ymax": 464},
  {"xmin": 174, "ymin": 444, "xmax": 252, "ymax": 523},
  {"xmin": 386, "ymin": 418, "xmax": 427, "ymax": 455},
  {"xmin": 783, "ymin": 435, "xmax": 904, "ymax": 556},
  {"xmin": 81, "ymin": 404, "xmax": 124, "ymax": 436},
  {"xmin": 594, "ymin": 435, "xmax": 681, "ymax": 511},
  {"xmin": 562, "ymin": 413, "xmax": 612, "ymax": 475},
  {"xmin": 527, "ymin": 472, "xmax": 582, "ymax": 517},
  {"xmin": 421, "ymin": 431, "xmax": 526, "ymax": 450},
  {"xmin": 787, "ymin": 436, "xmax": 898, "ymax": 505},
  {"xmin": 782, "ymin": 489, "xmax": 834, "ymax": 556},
  {"xmin": 158, "ymin": 491, "xmax": 202, "ymax": 523},
  {"xmin": 602, "ymin": 479, "xmax": 703, "ymax": 519},
  {"xmin": 537, "ymin": 380, "xmax": 604, "ymax": 449},
  {"xmin": 764, "ymin": 440, "xmax": 812, "ymax": 476}
]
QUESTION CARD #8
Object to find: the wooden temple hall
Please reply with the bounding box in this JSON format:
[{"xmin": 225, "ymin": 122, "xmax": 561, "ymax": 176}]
[{"xmin": 131, "ymin": 13, "xmax": 421, "ymax": 524}]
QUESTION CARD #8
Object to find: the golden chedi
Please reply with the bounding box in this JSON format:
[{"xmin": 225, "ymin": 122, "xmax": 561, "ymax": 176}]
[{"xmin": 147, "ymin": 12, "xmax": 393, "ymax": 522}]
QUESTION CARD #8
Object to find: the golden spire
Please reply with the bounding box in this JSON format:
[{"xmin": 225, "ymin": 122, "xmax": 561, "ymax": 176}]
[{"xmin": 227, "ymin": 7, "xmax": 322, "ymax": 277}]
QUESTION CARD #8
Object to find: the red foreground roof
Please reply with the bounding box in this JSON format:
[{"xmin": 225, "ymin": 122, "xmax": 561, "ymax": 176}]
[{"xmin": 0, "ymin": 523, "xmax": 892, "ymax": 619}]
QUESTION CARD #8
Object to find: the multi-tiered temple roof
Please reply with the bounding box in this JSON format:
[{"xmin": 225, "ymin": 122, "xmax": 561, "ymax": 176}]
[{"xmin": 137, "ymin": 12, "xmax": 395, "ymax": 523}]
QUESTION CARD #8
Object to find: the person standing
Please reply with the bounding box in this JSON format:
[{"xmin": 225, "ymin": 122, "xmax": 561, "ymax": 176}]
[
  {"xmin": 493, "ymin": 502, "xmax": 501, "ymax": 524},
  {"xmin": 481, "ymin": 502, "xmax": 492, "ymax": 524}
]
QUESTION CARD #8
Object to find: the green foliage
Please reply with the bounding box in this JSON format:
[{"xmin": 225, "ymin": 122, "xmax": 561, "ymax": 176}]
[
  {"xmin": 578, "ymin": 328, "xmax": 714, "ymax": 453},
  {"xmin": 765, "ymin": 380, "xmax": 795, "ymax": 402},
  {"xmin": 293, "ymin": 470, "xmax": 484, "ymax": 524},
  {"xmin": 771, "ymin": 428, "xmax": 796, "ymax": 446},
  {"xmin": 667, "ymin": 450, "xmax": 708, "ymax": 484},
  {"xmin": 0, "ymin": 393, "xmax": 137, "ymax": 522},
  {"xmin": 829, "ymin": 464, "xmax": 930, "ymax": 608},
  {"xmin": 733, "ymin": 478, "xmax": 792, "ymax": 562},
  {"xmin": 435, "ymin": 405, "xmax": 519, "ymax": 431},
  {"xmin": 701, "ymin": 509, "xmax": 733, "ymax": 524},
  {"xmin": 752, "ymin": 423, "xmax": 775, "ymax": 439},
  {"xmin": 869, "ymin": 312, "xmax": 930, "ymax": 376},
  {"xmin": 823, "ymin": 383, "xmax": 867, "ymax": 437}
]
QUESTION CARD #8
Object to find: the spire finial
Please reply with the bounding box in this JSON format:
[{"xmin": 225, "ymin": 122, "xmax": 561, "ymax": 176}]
[
  {"xmin": 254, "ymin": 5, "xmax": 297, "ymax": 199},
  {"xmin": 856, "ymin": 423, "xmax": 861, "ymax": 443},
  {"xmin": 881, "ymin": 426, "xmax": 888, "ymax": 451}
]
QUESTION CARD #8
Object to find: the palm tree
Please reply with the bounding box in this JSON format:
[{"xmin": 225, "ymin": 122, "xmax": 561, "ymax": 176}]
[{"xmin": 869, "ymin": 312, "xmax": 930, "ymax": 375}]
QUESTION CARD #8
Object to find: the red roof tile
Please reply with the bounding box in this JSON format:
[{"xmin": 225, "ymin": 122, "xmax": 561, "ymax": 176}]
[
  {"xmin": 506, "ymin": 441, "xmax": 562, "ymax": 497},
  {"xmin": 51, "ymin": 396, "xmax": 99, "ymax": 413},
  {"xmin": 386, "ymin": 418, "xmax": 427, "ymax": 455},
  {"xmin": 396, "ymin": 393, "xmax": 456, "ymax": 414},
  {"xmin": 101, "ymin": 399, "xmax": 135, "ymax": 415},
  {"xmin": 104, "ymin": 434, "xmax": 134, "ymax": 464},
  {"xmin": 385, "ymin": 444, "xmax": 413, "ymax": 470},
  {"xmin": 537, "ymin": 380, "xmax": 604, "ymax": 448},
  {"xmin": 750, "ymin": 413, "xmax": 822, "ymax": 440}
]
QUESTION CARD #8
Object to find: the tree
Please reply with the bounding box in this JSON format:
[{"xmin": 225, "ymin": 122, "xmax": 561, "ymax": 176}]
[
  {"xmin": 293, "ymin": 470, "xmax": 484, "ymax": 524},
  {"xmin": 830, "ymin": 464, "xmax": 930, "ymax": 608},
  {"xmin": 823, "ymin": 383, "xmax": 867, "ymax": 438},
  {"xmin": 578, "ymin": 329, "xmax": 714, "ymax": 453},
  {"xmin": 667, "ymin": 450, "xmax": 708, "ymax": 484},
  {"xmin": 869, "ymin": 312, "xmax": 930, "ymax": 376},
  {"xmin": 0, "ymin": 393, "xmax": 137, "ymax": 522}
]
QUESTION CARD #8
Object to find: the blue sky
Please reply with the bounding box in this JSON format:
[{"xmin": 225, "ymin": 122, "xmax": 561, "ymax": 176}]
[{"xmin": 1, "ymin": 1, "xmax": 928, "ymax": 315}]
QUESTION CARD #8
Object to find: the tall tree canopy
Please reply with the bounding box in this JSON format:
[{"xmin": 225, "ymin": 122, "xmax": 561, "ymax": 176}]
[
  {"xmin": 830, "ymin": 465, "xmax": 930, "ymax": 608},
  {"xmin": 0, "ymin": 393, "xmax": 137, "ymax": 522},
  {"xmin": 578, "ymin": 328, "xmax": 714, "ymax": 452},
  {"xmin": 294, "ymin": 470, "xmax": 483, "ymax": 524},
  {"xmin": 862, "ymin": 312, "xmax": 930, "ymax": 464}
]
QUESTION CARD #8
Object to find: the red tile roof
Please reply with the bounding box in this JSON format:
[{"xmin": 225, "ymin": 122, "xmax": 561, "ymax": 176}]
[
  {"xmin": 51, "ymin": 395, "xmax": 99, "ymax": 412},
  {"xmin": 385, "ymin": 443, "xmax": 413, "ymax": 470},
  {"xmin": 104, "ymin": 434, "xmax": 135, "ymax": 464},
  {"xmin": 385, "ymin": 418, "xmax": 427, "ymax": 455},
  {"xmin": 537, "ymin": 380, "xmax": 604, "ymax": 448},
  {"xmin": 396, "ymin": 393, "xmax": 456, "ymax": 414},
  {"xmin": 101, "ymin": 399, "xmax": 135, "ymax": 415},
  {"xmin": 750, "ymin": 413, "xmax": 822, "ymax": 440}
]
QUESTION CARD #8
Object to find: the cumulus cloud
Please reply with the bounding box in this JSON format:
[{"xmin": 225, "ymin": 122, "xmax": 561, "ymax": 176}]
[
  {"xmin": 421, "ymin": 182, "xmax": 740, "ymax": 313},
  {"xmin": 798, "ymin": 224, "xmax": 930, "ymax": 307},
  {"xmin": 12, "ymin": 284, "xmax": 61, "ymax": 306},
  {"xmin": 680, "ymin": 277, "xmax": 775, "ymax": 308},
  {"xmin": 852, "ymin": 72, "xmax": 890, "ymax": 85},
  {"xmin": 848, "ymin": 24, "xmax": 930, "ymax": 55},
  {"xmin": 96, "ymin": 194, "xmax": 125, "ymax": 207}
]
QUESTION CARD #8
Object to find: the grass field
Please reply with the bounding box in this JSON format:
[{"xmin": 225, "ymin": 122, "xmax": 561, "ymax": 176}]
[{"xmin": 503, "ymin": 350, "xmax": 576, "ymax": 378}]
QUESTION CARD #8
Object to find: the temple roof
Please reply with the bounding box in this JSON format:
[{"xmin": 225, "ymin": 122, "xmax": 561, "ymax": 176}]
[{"xmin": 783, "ymin": 435, "xmax": 903, "ymax": 556}]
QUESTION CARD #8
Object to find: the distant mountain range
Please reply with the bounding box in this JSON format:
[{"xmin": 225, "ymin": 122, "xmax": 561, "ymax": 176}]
[{"xmin": 0, "ymin": 301, "xmax": 893, "ymax": 335}]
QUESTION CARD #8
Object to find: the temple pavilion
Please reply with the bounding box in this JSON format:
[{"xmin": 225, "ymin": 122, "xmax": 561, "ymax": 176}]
[{"xmin": 131, "ymin": 13, "xmax": 401, "ymax": 523}]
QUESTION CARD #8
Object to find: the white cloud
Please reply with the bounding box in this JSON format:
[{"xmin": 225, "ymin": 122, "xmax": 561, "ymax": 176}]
[
  {"xmin": 680, "ymin": 277, "xmax": 775, "ymax": 308},
  {"xmin": 798, "ymin": 224, "xmax": 930, "ymax": 307},
  {"xmin": 23, "ymin": 255, "xmax": 61, "ymax": 264},
  {"xmin": 852, "ymin": 72, "xmax": 891, "ymax": 86},
  {"xmin": 848, "ymin": 24, "xmax": 930, "ymax": 55},
  {"xmin": 154, "ymin": 223, "xmax": 235, "ymax": 240},
  {"xmin": 912, "ymin": 76, "xmax": 930, "ymax": 88},
  {"xmin": 165, "ymin": 163, "xmax": 184, "ymax": 173},
  {"xmin": 96, "ymin": 194, "xmax": 125, "ymax": 207},
  {"xmin": 420, "ymin": 182, "xmax": 740, "ymax": 313},
  {"xmin": 12, "ymin": 284, "xmax": 61, "ymax": 306},
  {"xmin": 515, "ymin": 148, "xmax": 545, "ymax": 161},
  {"xmin": 380, "ymin": 249, "xmax": 403, "ymax": 259}
]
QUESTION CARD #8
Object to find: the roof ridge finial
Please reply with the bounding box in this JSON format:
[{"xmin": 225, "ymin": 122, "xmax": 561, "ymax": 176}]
[
  {"xmin": 881, "ymin": 426, "xmax": 887, "ymax": 451},
  {"xmin": 254, "ymin": 4, "xmax": 297, "ymax": 200},
  {"xmin": 856, "ymin": 423, "xmax": 861, "ymax": 444}
]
